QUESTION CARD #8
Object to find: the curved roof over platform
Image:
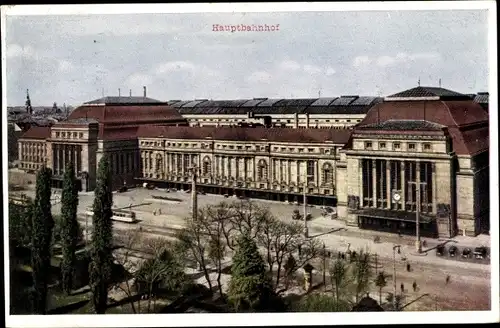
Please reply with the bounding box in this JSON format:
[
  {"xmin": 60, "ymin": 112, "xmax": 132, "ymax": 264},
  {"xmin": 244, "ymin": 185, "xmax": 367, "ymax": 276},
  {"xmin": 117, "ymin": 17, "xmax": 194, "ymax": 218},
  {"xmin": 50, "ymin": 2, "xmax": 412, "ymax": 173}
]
[{"xmin": 170, "ymin": 96, "xmax": 383, "ymax": 115}]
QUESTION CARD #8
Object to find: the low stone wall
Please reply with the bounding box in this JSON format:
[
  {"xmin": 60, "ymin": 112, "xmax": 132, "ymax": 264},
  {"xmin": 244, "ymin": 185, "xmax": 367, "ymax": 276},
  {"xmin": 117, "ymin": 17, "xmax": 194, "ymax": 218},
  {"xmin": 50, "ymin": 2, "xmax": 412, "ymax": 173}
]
[{"xmin": 8, "ymin": 169, "xmax": 36, "ymax": 188}]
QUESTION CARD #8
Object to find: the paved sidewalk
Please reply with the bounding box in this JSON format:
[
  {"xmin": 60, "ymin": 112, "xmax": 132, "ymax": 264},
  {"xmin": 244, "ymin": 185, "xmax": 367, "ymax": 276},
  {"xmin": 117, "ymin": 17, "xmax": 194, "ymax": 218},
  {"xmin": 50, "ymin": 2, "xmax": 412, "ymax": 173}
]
[{"xmin": 307, "ymin": 216, "xmax": 490, "ymax": 249}]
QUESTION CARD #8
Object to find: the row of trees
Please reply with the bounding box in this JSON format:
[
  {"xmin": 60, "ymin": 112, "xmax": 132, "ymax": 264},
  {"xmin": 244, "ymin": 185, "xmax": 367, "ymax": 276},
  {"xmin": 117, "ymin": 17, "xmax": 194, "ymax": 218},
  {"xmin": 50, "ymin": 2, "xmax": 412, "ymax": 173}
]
[
  {"xmin": 12, "ymin": 154, "xmax": 395, "ymax": 314},
  {"xmin": 9, "ymin": 156, "xmax": 116, "ymax": 314},
  {"xmin": 12, "ymin": 162, "xmax": 82, "ymax": 314}
]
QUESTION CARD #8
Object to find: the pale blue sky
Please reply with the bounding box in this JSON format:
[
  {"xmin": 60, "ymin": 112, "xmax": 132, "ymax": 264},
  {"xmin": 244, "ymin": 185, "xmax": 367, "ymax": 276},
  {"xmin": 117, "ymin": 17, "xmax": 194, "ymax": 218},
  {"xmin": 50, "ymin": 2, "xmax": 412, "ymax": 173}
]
[{"xmin": 5, "ymin": 9, "xmax": 489, "ymax": 106}]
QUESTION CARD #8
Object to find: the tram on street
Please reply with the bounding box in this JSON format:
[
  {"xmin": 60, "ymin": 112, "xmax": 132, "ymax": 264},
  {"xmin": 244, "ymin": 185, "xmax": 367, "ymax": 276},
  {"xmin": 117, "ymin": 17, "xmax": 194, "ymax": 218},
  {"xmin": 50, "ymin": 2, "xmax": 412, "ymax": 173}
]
[{"xmin": 85, "ymin": 207, "xmax": 137, "ymax": 223}]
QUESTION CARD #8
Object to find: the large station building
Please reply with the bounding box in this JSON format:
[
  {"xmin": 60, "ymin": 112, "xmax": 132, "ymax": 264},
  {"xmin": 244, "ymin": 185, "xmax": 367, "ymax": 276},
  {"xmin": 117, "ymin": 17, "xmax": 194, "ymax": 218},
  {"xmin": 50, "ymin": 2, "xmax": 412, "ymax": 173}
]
[{"xmin": 16, "ymin": 86, "xmax": 490, "ymax": 238}]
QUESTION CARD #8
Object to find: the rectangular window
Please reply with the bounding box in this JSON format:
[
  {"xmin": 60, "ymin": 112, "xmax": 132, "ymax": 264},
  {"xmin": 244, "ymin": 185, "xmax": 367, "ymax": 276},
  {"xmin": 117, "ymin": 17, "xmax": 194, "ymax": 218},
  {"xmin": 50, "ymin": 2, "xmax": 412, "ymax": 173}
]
[
  {"xmin": 375, "ymin": 160, "xmax": 387, "ymax": 208},
  {"xmin": 365, "ymin": 142, "xmax": 372, "ymax": 149},
  {"xmin": 308, "ymin": 148, "xmax": 314, "ymax": 153},
  {"xmin": 362, "ymin": 159, "xmax": 373, "ymax": 207},
  {"xmin": 307, "ymin": 161, "xmax": 315, "ymax": 183},
  {"xmin": 423, "ymin": 143, "xmax": 432, "ymax": 151},
  {"xmin": 405, "ymin": 161, "xmax": 417, "ymax": 211},
  {"xmin": 409, "ymin": 143, "xmax": 416, "ymax": 150},
  {"xmin": 380, "ymin": 142, "xmax": 386, "ymax": 149},
  {"xmin": 394, "ymin": 143, "xmax": 401, "ymax": 150}
]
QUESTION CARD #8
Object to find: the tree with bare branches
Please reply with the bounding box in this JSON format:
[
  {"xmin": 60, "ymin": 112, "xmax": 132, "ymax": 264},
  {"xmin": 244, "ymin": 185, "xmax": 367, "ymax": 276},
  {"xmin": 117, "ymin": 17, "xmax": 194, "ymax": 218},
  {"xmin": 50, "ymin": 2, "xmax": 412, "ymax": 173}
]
[
  {"xmin": 176, "ymin": 214, "xmax": 213, "ymax": 292},
  {"xmin": 352, "ymin": 250, "xmax": 373, "ymax": 303},
  {"xmin": 111, "ymin": 228, "xmax": 144, "ymax": 313}
]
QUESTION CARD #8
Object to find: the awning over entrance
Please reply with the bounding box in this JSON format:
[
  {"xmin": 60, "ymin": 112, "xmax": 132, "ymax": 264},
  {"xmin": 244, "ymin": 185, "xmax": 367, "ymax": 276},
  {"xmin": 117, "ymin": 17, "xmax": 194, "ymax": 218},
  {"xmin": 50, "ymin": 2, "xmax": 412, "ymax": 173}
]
[{"xmin": 354, "ymin": 208, "xmax": 434, "ymax": 223}]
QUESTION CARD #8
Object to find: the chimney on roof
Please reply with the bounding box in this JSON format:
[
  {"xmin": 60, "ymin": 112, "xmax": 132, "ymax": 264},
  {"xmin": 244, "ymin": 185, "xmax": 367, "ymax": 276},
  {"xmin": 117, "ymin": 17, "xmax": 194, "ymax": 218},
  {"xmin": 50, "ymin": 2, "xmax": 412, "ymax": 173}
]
[
  {"xmin": 143, "ymin": 86, "xmax": 147, "ymax": 98},
  {"xmin": 119, "ymin": 88, "xmax": 121, "ymax": 97},
  {"xmin": 130, "ymin": 89, "xmax": 132, "ymax": 97},
  {"xmin": 439, "ymin": 78, "xmax": 442, "ymax": 88}
]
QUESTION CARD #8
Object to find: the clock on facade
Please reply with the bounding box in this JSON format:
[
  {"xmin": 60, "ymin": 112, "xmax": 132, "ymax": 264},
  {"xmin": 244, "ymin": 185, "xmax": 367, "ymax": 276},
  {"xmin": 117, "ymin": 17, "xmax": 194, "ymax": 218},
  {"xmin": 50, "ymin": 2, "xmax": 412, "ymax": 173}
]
[{"xmin": 392, "ymin": 190, "xmax": 401, "ymax": 202}]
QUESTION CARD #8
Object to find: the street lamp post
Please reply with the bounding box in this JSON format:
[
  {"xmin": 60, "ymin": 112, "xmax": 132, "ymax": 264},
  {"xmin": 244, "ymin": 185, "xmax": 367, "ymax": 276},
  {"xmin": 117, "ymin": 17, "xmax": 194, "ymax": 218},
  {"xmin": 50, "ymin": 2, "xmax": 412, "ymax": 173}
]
[
  {"xmin": 302, "ymin": 173, "xmax": 314, "ymax": 238},
  {"xmin": 407, "ymin": 181, "xmax": 427, "ymax": 254},
  {"xmin": 189, "ymin": 165, "xmax": 198, "ymax": 221},
  {"xmin": 392, "ymin": 244, "xmax": 401, "ymax": 311}
]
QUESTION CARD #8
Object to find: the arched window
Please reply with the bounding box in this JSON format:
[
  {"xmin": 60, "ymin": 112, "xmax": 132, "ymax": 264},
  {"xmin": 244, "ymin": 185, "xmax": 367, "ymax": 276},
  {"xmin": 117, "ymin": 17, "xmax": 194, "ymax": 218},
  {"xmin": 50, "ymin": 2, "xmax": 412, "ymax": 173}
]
[
  {"xmin": 156, "ymin": 153, "xmax": 163, "ymax": 173},
  {"xmin": 257, "ymin": 159, "xmax": 268, "ymax": 181},
  {"xmin": 322, "ymin": 162, "xmax": 333, "ymax": 185},
  {"xmin": 202, "ymin": 156, "xmax": 212, "ymax": 176}
]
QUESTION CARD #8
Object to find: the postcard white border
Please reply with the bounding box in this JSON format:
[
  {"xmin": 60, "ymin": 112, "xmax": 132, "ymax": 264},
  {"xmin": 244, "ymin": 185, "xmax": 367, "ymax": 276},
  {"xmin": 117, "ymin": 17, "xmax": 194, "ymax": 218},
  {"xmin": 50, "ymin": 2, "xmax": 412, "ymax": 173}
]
[{"xmin": 2, "ymin": 1, "xmax": 498, "ymax": 327}]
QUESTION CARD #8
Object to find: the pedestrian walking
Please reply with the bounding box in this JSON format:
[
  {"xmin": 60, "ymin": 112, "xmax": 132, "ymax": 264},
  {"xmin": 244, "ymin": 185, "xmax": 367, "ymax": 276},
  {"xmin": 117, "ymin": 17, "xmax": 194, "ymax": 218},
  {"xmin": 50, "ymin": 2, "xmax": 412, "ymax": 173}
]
[
  {"xmin": 338, "ymin": 251, "xmax": 341, "ymax": 259},
  {"xmin": 400, "ymin": 283, "xmax": 404, "ymax": 293},
  {"xmin": 412, "ymin": 281, "xmax": 417, "ymax": 292},
  {"xmin": 446, "ymin": 275, "xmax": 450, "ymax": 285},
  {"xmin": 341, "ymin": 253, "xmax": 345, "ymax": 260},
  {"xmin": 406, "ymin": 263, "xmax": 411, "ymax": 272}
]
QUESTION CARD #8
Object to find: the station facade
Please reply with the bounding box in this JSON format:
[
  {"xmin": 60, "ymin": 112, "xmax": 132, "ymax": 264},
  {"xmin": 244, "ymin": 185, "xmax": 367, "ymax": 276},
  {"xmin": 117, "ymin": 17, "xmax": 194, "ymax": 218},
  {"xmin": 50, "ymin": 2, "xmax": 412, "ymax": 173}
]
[{"xmin": 16, "ymin": 86, "xmax": 490, "ymax": 238}]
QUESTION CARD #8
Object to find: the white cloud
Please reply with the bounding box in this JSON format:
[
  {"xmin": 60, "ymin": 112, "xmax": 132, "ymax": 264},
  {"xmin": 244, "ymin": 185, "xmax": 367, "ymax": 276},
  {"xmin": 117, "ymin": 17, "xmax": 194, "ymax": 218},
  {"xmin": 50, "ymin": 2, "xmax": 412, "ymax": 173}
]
[
  {"xmin": 247, "ymin": 71, "xmax": 273, "ymax": 84},
  {"xmin": 352, "ymin": 56, "xmax": 372, "ymax": 68},
  {"xmin": 326, "ymin": 67, "xmax": 336, "ymax": 76},
  {"xmin": 58, "ymin": 60, "xmax": 74, "ymax": 73},
  {"xmin": 125, "ymin": 73, "xmax": 154, "ymax": 89},
  {"xmin": 156, "ymin": 61, "xmax": 197, "ymax": 74},
  {"xmin": 303, "ymin": 64, "xmax": 322, "ymax": 75},
  {"xmin": 376, "ymin": 55, "xmax": 396, "ymax": 67},
  {"xmin": 279, "ymin": 60, "xmax": 301, "ymax": 71},
  {"xmin": 376, "ymin": 52, "xmax": 442, "ymax": 67},
  {"xmin": 6, "ymin": 44, "xmax": 35, "ymax": 58}
]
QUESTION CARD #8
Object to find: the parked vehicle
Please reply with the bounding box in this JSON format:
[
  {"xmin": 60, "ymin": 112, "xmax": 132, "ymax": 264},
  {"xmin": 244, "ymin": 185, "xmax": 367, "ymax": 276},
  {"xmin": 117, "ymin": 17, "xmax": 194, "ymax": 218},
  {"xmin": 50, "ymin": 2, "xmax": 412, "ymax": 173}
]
[
  {"xmin": 462, "ymin": 248, "xmax": 472, "ymax": 258},
  {"xmin": 474, "ymin": 246, "xmax": 488, "ymax": 259},
  {"xmin": 118, "ymin": 186, "xmax": 128, "ymax": 193},
  {"xmin": 448, "ymin": 246, "xmax": 458, "ymax": 257},
  {"xmin": 436, "ymin": 245, "xmax": 446, "ymax": 256}
]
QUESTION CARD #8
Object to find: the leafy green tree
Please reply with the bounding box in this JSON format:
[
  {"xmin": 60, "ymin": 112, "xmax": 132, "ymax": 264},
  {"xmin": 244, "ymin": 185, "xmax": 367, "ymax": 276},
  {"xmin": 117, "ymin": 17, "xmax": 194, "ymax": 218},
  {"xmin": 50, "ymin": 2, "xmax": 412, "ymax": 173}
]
[
  {"xmin": 88, "ymin": 155, "xmax": 114, "ymax": 314},
  {"xmin": 30, "ymin": 167, "xmax": 54, "ymax": 314},
  {"xmin": 330, "ymin": 258, "xmax": 352, "ymax": 308},
  {"xmin": 136, "ymin": 238, "xmax": 190, "ymax": 313},
  {"xmin": 60, "ymin": 162, "xmax": 80, "ymax": 294},
  {"xmin": 227, "ymin": 234, "xmax": 275, "ymax": 312},
  {"xmin": 374, "ymin": 271, "xmax": 387, "ymax": 305},
  {"xmin": 9, "ymin": 199, "xmax": 34, "ymax": 249},
  {"xmin": 294, "ymin": 293, "xmax": 351, "ymax": 312}
]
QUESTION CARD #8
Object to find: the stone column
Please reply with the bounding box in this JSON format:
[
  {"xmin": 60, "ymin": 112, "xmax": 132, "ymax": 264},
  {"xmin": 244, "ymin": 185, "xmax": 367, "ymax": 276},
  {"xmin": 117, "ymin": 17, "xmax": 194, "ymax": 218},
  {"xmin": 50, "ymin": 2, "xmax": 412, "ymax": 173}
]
[
  {"xmin": 296, "ymin": 160, "xmax": 301, "ymax": 186},
  {"xmin": 63, "ymin": 145, "xmax": 67, "ymax": 174},
  {"xmin": 252, "ymin": 157, "xmax": 256, "ymax": 181},
  {"xmin": 315, "ymin": 160, "xmax": 319, "ymax": 187},
  {"xmin": 416, "ymin": 160, "xmax": 421, "ymax": 210},
  {"xmin": 432, "ymin": 162, "xmax": 437, "ymax": 213},
  {"xmin": 77, "ymin": 145, "xmax": 82, "ymax": 173},
  {"xmin": 141, "ymin": 152, "xmax": 145, "ymax": 176},
  {"xmin": 359, "ymin": 159, "xmax": 364, "ymax": 207},
  {"xmin": 400, "ymin": 161, "xmax": 405, "ymax": 210},
  {"xmin": 372, "ymin": 159, "xmax": 377, "ymax": 208},
  {"xmin": 386, "ymin": 160, "xmax": 391, "ymax": 209},
  {"xmin": 287, "ymin": 160, "xmax": 291, "ymax": 185}
]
